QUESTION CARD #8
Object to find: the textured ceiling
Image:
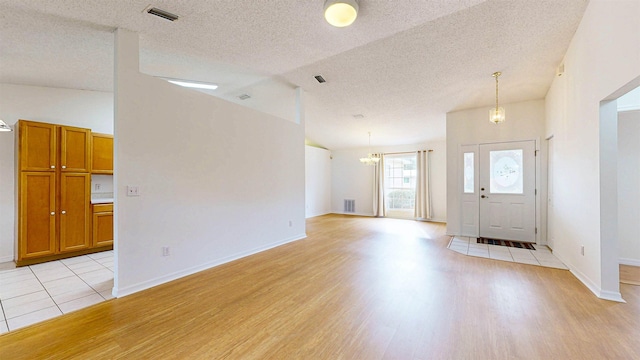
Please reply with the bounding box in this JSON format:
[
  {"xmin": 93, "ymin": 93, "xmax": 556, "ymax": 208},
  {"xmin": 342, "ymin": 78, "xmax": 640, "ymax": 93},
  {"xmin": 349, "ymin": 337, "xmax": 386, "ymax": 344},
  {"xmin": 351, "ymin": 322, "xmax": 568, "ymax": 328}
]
[{"xmin": 0, "ymin": 0, "xmax": 588, "ymax": 149}]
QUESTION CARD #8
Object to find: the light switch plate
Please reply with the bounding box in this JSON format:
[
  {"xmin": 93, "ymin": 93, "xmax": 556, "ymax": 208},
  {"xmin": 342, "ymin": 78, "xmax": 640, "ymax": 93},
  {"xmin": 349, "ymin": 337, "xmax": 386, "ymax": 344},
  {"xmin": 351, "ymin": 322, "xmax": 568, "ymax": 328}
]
[{"xmin": 127, "ymin": 185, "xmax": 140, "ymax": 196}]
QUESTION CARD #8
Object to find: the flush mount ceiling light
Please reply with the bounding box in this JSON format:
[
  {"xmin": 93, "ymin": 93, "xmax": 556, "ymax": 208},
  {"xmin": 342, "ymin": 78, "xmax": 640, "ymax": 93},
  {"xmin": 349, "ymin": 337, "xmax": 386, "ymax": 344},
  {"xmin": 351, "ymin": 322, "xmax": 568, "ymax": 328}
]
[
  {"xmin": 324, "ymin": 0, "xmax": 359, "ymax": 27},
  {"xmin": 164, "ymin": 78, "xmax": 218, "ymax": 90},
  {"xmin": 0, "ymin": 119, "xmax": 12, "ymax": 132},
  {"xmin": 359, "ymin": 131, "xmax": 380, "ymax": 166},
  {"xmin": 146, "ymin": 7, "xmax": 179, "ymax": 21},
  {"xmin": 489, "ymin": 71, "xmax": 505, "ymax": 124}
]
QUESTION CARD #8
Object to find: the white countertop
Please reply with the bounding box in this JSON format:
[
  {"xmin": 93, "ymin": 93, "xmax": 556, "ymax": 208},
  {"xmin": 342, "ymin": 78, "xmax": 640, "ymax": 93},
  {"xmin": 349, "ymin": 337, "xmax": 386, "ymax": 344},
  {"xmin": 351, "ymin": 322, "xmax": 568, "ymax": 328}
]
[
  {"xmin": 91, "ymin": 198, "xmax": 114, "ymax": 204},
  {"xmin": 91, "ymin": 192, "xmax": 113, "ymax": 204}
]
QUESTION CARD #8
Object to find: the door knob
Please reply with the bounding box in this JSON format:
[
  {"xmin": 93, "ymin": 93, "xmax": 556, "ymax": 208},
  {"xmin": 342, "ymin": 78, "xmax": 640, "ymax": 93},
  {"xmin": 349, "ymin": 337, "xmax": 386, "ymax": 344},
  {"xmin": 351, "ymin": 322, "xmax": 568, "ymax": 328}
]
[
  {"xmin": 61, "ymin": 210, "xmax": 66, "ymax": 214},
  {"xmin": 50, "ymin": 165, "xmax": 55, "ymax": 169},
  {"xmin": 62, "ymin": 165, "xmax": 66, "ymax": 169},
  {"xmin": 481, "ymin": 195, "xmax": 488, "ymax": 198},
  {"xmin": 481, "ymin": 187, "xmax": 485, "ymax": 191},
  {"xmin": 50, "ymin": 211, "xmax": 55, "ymax": 215}
]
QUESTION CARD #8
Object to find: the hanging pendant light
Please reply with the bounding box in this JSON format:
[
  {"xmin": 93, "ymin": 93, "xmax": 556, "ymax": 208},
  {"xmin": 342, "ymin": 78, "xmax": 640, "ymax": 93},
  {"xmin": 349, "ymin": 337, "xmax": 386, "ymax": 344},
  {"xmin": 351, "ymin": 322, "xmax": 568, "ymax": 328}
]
[
  {"xmin": 359, "ymin": 132, "xmax": 380, "ymax": 165},
  {"xmin": 489, "ymin": 71, "xmax": 505, "ymax": 124},
  {"xmin": 0, "ymin": 119, "xmax": 12, "ymax": 132}
]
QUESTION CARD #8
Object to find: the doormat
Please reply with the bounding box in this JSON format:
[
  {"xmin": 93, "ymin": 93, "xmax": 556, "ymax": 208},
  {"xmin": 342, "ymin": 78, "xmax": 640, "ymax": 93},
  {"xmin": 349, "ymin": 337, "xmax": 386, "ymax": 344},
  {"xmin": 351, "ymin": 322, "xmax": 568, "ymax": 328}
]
[{"xmin": 478, "ymin": 238, "xmax": 535, "ymax": 250}]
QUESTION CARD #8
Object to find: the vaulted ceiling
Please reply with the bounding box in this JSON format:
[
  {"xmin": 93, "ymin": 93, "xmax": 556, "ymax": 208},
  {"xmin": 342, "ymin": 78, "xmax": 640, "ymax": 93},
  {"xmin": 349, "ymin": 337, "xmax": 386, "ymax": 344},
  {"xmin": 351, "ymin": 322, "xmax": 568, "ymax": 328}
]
[{"xmin": 0, "ymin": 0, "xmax": 588, "ymax": 149}]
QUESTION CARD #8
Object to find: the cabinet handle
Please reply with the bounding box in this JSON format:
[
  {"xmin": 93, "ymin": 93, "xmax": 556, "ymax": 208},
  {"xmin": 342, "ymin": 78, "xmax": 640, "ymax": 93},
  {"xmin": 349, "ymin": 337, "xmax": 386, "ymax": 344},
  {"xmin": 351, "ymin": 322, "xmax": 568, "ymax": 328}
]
[
  {"xmin": 50, "ymin": 165, "xmax": 55, "ymax": 169},
  {"xmin": 61, "ymin": 210, "xmax": 66, "ymax": 215},
  {"xmin": 50, "ymin": 211, "xmax": 55, "ymax": 215},
  {"xmin": 62, "ymin": 165, "xmax": 66, "ymax": 169}
]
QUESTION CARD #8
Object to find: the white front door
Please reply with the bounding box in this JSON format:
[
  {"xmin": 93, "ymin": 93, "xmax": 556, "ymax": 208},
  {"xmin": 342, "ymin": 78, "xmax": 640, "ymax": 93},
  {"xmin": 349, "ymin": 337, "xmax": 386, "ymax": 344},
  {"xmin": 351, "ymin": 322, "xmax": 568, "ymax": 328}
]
[{"xmin": 479, "ymin": 141, "xmax": 536, "ymax": 242}]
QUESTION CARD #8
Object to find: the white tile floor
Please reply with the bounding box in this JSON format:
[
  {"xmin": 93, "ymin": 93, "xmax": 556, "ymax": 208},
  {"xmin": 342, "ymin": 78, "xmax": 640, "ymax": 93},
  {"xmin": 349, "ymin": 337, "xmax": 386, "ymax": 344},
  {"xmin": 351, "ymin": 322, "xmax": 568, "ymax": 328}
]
[
  {"xmin": 0, "ymin": 250, "xmax": 114, "ymax": 334},
  {"xmin": 448, "ymin": 236, "xmax": 569, "ymax": 270}
]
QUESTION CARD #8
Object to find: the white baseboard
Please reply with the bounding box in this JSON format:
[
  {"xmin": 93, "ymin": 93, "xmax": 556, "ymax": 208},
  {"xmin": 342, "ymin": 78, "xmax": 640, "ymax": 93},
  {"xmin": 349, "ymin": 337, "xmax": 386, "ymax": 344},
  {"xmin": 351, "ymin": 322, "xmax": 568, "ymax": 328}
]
[
  {"xmin": 0, "ymin": 255, "xmax": 14, "ymax": 263},
  {"xmin": 619, "ymin": 258, "xmax": 640, "ymax": 266},
  {"xmin": 332, "ymin": 211, "xmax": 374, "ymax": 217},
  {"xmin": 305, "ymin": 211, "xmax": 332, "ymax": 219},
  {"xmin": 566, "ymin": 260, "xmax": 625, "ymax": 303},
  {"xmin": 114, "ymin": 233, "xmax": 307, "ymax": 298}
]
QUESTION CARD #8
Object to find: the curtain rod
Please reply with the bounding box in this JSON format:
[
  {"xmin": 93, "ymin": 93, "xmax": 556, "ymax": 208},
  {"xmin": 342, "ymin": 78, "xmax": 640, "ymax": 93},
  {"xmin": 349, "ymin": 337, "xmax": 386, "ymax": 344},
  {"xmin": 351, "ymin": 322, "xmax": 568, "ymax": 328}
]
[{"xmin": 383, "ymin": 150, "xmax": 433, "ymax": 155}]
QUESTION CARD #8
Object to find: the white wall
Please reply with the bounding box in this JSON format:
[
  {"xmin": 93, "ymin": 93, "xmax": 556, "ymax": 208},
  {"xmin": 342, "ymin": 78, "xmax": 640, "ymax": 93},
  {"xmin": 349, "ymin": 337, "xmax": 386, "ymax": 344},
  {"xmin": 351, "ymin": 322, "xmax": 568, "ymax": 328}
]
[
  {"xmin": 114, "ymin": 29, "xmax": 305, "ymax": 296},
  {"xmin": 0, "ymin": 83, "xmax": 113, "ymax": 262},
  {"xmin": 331, "ymin": 141, "xmax": 447, "ymax": 222},
  {"xmin": 618, "ymin": 110, "xmax": 640, "ymax": 265},
  {"xmin": 544, "ymin": 0, "xmax": 640, "ymax": 301},
  {"xmin": 446, "ymin": 99, "xmax": 546, "ymax": 237},
  {"xmin": 305, "ymin": 145, "xmax": 332, "ymax": 218}
]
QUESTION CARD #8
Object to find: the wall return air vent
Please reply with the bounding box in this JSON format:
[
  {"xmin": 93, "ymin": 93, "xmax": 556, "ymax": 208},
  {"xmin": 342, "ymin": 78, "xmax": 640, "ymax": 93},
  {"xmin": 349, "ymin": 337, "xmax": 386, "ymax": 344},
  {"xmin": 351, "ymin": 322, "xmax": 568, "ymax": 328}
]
[
  {"xmin": 146, "ymin": 7, "xmax": 179, "ymax": 21},
  {"xmin": 344, "ymin": 199, "xmax": 355, "ymax": 213}
]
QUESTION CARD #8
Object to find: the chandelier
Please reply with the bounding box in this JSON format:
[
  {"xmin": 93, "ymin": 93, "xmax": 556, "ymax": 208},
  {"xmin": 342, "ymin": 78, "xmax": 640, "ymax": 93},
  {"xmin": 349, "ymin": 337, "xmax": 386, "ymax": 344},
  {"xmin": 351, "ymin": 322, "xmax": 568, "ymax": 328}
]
[
  {"xmin": 489, "ymin": 71, "xmax": 505, "ymax": 124},
  {"xmin": 359, "ymin": 132, "xmax": 380, "ymax": 166}
]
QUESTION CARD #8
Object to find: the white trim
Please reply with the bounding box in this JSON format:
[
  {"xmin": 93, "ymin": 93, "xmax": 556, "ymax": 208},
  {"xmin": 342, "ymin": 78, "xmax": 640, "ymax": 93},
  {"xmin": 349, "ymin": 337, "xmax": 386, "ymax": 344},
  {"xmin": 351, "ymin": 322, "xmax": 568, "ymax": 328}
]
[
  {"xmin": 617, "ymin": 104, "xmax": 640, "ymax": 112},
  {"xmin": 333, "ymin": 211, "xmax": 374, "ymax": 217},
  {"xmin": 565, "ymin": 260, "xmax": 626, "ymax": 303},
  {"xmin": 113, "ymin": 234, "xmax": 307, "ymax": 298},
  {"xmin": 0, "ymin": 255, "xmax": 14, "ymax": 263},
  {"xmin": 305, "ymin": 211, "xmax": 332, "ymax": 219},
  {"xmin": 620, "ymin": 258, "xmax": 640, "ymax": 266}
]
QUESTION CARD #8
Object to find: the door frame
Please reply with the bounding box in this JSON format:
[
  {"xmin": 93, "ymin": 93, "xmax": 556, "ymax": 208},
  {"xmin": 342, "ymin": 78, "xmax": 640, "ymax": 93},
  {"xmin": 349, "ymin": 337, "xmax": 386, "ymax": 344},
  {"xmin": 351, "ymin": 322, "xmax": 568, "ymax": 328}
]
[{"xmin": 459, "ymin": 138, "xmax": 543, "ymax": 244}]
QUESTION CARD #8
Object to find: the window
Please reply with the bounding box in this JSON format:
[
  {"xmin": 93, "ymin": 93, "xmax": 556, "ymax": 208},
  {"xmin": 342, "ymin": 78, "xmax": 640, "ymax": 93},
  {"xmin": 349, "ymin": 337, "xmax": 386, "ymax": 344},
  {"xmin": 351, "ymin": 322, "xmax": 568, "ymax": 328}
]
[
  {"xmin": 463, "ymin": 152, "xmax": 474, "ymax": 193},
  {"xmin": 384, "ymin": 154, "xmax": 417, "ymax": 213},
  {"xmin": 489, "ymin": 149, "xmax": 523, "ymax": 194}
]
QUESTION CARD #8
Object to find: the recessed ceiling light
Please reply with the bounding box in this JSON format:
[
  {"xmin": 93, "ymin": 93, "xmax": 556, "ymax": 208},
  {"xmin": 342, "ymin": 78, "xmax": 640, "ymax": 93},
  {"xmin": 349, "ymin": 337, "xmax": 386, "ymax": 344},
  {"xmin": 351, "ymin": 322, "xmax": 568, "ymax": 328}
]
[{"xmin": 165, "ymin": 79, "xmax": 218, "ymax": 90}]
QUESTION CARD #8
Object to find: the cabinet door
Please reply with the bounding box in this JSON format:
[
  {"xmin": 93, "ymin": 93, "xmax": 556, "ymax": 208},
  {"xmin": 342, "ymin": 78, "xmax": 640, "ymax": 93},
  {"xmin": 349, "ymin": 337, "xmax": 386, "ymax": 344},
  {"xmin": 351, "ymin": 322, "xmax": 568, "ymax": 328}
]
[
  {"xmin": 19, "ymin": 120, "xmax": 56, "ymax": 171},
  {"xmin": 61, "ymin": 126, "xmax": 91, "ymax": 172},
  {"xmin": 93, "ymin": 211, "xmax": 114, "ymax": 247},
  {"xmin": 59, "ymin": 173, "xmax": 91, "ymax": 252},
  {"xmin": 19, "ymin": 172, "xmax": 56, "ymax": 259},
  {"xmin": 91, "ymin": 133, "xmax": 113, "ymax": 174}
]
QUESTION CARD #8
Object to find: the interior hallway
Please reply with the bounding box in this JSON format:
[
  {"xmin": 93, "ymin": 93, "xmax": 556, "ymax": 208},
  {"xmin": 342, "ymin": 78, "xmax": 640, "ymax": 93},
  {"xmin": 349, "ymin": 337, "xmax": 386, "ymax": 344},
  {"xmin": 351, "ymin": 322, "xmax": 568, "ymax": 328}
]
[{"xmin": 0, "ymin": 215, "xmax": 638, "ymax": 359}]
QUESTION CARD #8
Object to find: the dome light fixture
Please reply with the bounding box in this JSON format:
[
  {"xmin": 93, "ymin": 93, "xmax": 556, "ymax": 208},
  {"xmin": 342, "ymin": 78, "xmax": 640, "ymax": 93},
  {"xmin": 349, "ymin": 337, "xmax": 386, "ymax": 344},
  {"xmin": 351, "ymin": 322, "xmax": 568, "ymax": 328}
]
[
  {"xmin": 489, "ymin": 71, "xmax": 505, "ymax": 124},
  {"xmin": 324, "ymin": 0, "xmax": 359, "ymax": 28}
]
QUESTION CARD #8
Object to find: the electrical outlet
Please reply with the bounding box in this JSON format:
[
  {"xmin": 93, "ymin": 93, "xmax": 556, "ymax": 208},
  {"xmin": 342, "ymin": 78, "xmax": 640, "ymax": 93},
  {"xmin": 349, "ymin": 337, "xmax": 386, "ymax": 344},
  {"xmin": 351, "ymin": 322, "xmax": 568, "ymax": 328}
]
[
  {"xmin": 95, "ymin": 183, "xmax": 101, "ymax": 191},
  {"xmin": 580, "ymin": 245, "xmax": 584, "ymax": 256},
  {"xmin": 162, "ymin": 246, "xmax": 170, "ymax": 256},
  {"xmin": 127, "ymin": 185, "xmax": 140, "ymax": 196}
]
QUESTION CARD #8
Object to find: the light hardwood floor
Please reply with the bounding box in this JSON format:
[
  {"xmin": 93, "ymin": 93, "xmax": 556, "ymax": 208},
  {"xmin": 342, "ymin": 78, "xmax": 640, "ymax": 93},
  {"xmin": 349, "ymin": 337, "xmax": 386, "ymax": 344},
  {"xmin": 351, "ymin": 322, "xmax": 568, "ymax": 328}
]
[
  {"xmin": 620, "ymin": 264, "xmax": 640, "ymax": 286},
  {"xmin": 1, "ymin": 214, "xmax": 639, "ymax": 359}
]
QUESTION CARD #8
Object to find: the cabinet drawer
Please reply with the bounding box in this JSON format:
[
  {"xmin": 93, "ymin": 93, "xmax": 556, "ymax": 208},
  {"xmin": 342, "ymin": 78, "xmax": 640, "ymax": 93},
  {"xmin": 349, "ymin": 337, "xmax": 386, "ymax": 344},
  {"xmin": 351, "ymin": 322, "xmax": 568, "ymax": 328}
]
[{"xmin": 93, "ymin": 203, "xmax": 113, "ymax": 213}]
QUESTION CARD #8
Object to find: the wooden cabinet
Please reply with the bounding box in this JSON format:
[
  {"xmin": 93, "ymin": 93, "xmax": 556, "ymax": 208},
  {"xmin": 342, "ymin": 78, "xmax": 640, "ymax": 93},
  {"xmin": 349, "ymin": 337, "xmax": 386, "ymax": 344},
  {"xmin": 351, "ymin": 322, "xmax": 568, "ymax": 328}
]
[
  {"xmin": 91, "ymin": 133, "xmax": 113, "ymax": 174},
  {"xmin": 59, "ymin": 173, "xmax": 91, "ymax": 252},
  {"xmin": 19, "ymin": 121, "xmax": 57, "ymax": 171},
  {"xmin": 92, "ymin": 203, "xmax": 114, "ymax": 247},
  {"xmin": 17, "ymin": 120, "xmax": 99, "ymax": 266},
  {"xmin": 19, "ymin": 121, "xmax": 90, "ymax": 172},
  {"xmin": 19, "ymin": 172, "xmax": 56, "ymax": 259},
  {"xmin": 60, "ymin": 126, "xmax": 91, "ymax": 172}
]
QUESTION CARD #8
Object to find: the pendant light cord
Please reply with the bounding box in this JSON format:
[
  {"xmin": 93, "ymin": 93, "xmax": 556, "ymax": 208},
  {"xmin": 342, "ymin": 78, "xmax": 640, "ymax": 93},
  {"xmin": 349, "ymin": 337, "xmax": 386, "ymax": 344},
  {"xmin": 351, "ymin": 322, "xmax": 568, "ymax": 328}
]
[{"xmin": 494, "ymin": 72, "xmax": 500, "ymax": 111}]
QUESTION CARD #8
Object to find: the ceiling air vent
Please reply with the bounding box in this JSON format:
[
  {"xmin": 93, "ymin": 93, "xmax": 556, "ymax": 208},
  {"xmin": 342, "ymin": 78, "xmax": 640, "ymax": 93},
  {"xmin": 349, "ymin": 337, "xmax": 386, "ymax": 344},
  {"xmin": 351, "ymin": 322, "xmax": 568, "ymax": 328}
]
[
  {"xmin": 238, "ymin": 94, "xmax": 251, "ymax": 100},
  {"xmin": 314, "ymin": 75, "xmax": 326, "ymax": 83},
  {"xmin": 147, "ymin": 7, "xmax": 179, "ymax": 21}
]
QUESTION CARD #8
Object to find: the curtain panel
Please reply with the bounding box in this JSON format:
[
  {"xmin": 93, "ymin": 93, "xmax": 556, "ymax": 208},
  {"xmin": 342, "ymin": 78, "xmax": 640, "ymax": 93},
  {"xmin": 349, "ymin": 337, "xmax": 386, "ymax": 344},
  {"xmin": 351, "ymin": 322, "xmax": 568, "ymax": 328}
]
[
  {"xmin": 415, "ymin": 150, "xmax": 432, "ymax": 219},
  {"xmin": 372, "ymin": 154, "xmax": 385, "ymax": 217}
]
